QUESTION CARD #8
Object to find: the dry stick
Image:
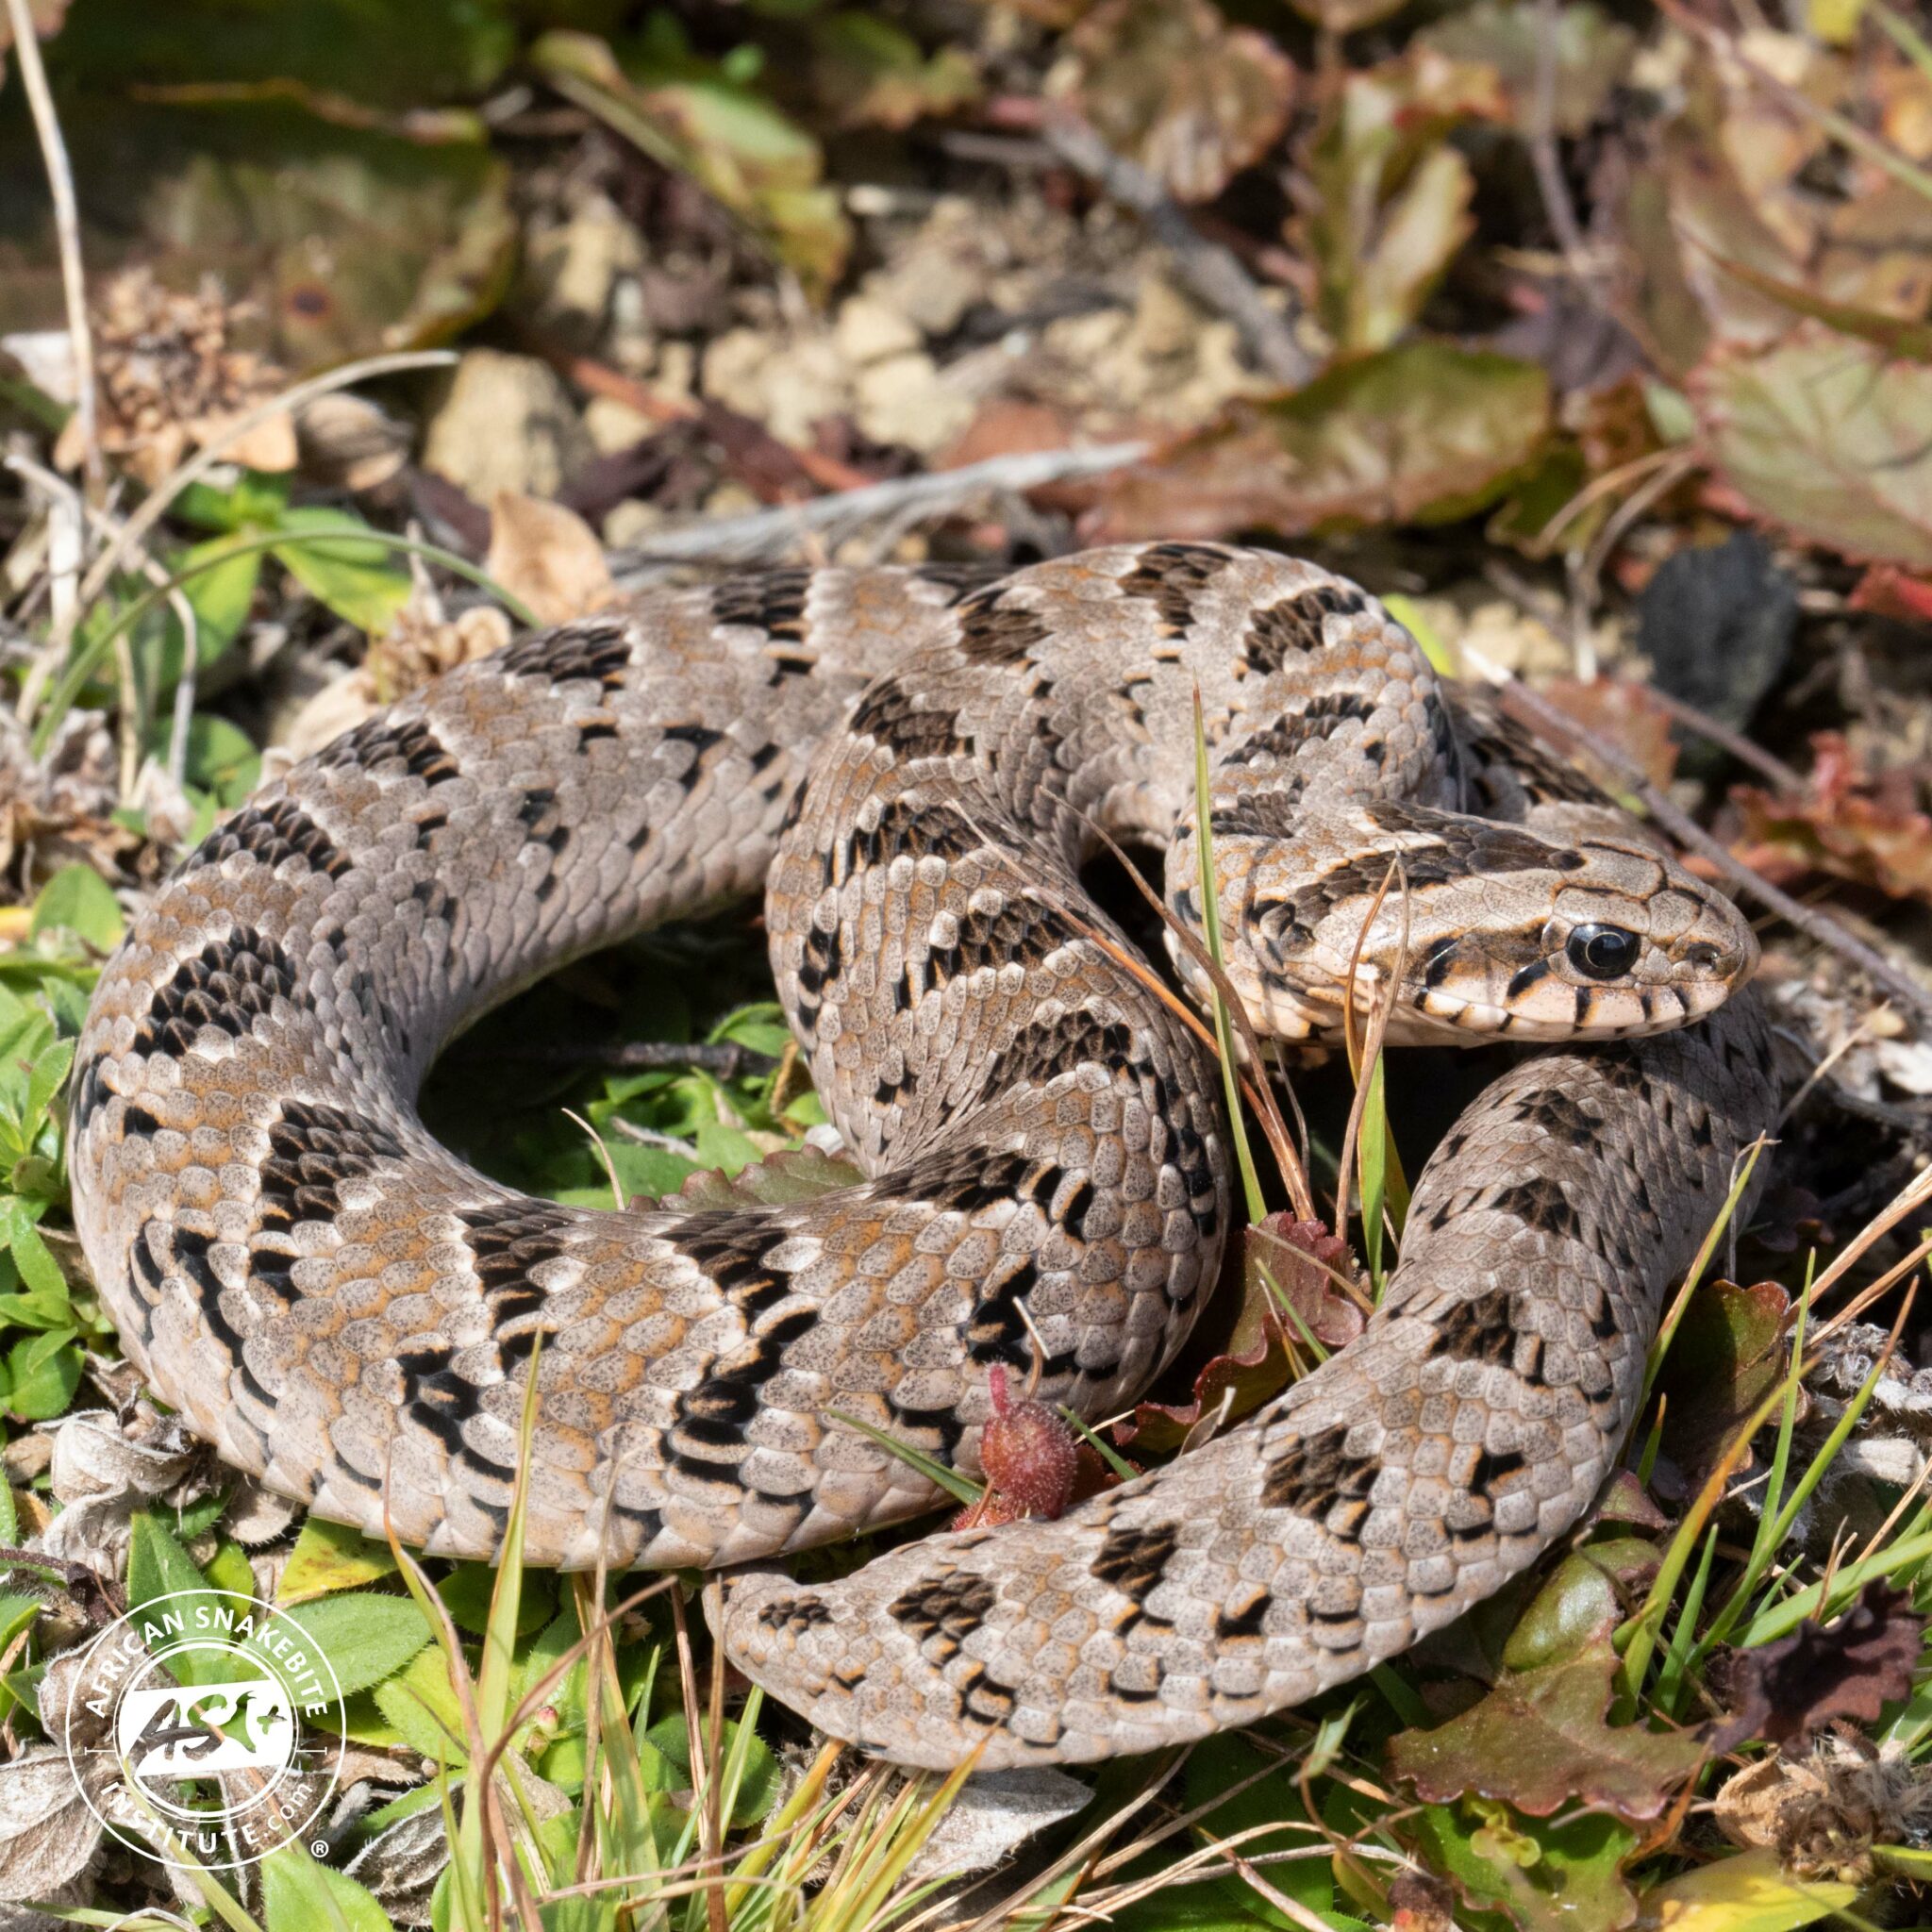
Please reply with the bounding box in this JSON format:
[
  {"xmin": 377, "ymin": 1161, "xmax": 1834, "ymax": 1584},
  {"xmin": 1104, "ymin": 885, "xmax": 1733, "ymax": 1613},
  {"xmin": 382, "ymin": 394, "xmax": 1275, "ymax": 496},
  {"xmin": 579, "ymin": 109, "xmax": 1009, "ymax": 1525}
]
[
  {"xmin": 669, "ymin": 1585, "xmax": 729, "ymax": 1932},
  {"xmin": 8, "ymin": 453, "xmax": 200, "ymax": 793},
  {"xmin": 1332, "ymin": 858, "xmax": 1409, "ymax": 1269},
  {"xmin": 1527, "ymin": 0, "xmax": 1591, "ymax": 274},
  {"xmin": 702, "ymin": 1578, "xmax": 730, "ymax": 1932},
  {"xmin": 608, "ymin": 439, "xmax": 1150, "ymax": 576},
  {"xmin": 5, "ymin": 0, "xmax": 99, "ymax": 491},
  {"xmin": 1041, "ymin": 114, "xmax": 1313, "ymax": 389},
  {"xmin": 1463, "ymin": 650, "xmax": 1932, "ymax": 1038},
  {"xmin": 1574, "ymin": 446, "xmax": 1701, "ymax": 610},
  {"xmin": 1641, "ymin": 683, "xmax": 1810, "ymax": 796}
]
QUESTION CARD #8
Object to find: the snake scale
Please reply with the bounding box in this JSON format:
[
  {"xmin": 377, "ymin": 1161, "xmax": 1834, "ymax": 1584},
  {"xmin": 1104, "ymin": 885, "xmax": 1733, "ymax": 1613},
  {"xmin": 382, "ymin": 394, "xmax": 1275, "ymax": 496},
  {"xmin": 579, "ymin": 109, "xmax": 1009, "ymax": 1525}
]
[{"xmin": 70, "ymin": 543, "xmax": 1775, "ymax": 1769}]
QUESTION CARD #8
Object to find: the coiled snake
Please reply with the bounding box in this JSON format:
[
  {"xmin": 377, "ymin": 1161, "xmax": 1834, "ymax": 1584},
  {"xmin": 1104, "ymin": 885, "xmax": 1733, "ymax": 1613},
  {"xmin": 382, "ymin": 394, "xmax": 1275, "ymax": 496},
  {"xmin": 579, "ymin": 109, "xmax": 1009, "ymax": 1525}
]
[{"xmin": 70, "ymin": 544, "xmax": 1775, "ymax": 1769}]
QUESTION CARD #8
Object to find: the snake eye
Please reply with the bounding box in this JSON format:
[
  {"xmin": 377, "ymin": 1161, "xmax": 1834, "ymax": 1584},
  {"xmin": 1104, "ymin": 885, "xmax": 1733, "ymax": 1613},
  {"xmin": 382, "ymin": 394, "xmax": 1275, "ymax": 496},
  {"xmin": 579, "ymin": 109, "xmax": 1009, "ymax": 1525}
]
[{"xmin": 1566, "ymin": 924, "xmax": 1641, "ymax": 981}]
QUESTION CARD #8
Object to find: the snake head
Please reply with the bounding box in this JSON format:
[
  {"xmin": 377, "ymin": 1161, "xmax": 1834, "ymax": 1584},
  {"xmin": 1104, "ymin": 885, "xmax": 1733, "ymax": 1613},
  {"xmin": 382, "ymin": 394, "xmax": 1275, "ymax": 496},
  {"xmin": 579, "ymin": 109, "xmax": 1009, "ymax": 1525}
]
[{"xmin": 1187, "ymin": 808, "xmax": 1758, "ymax": 1046}]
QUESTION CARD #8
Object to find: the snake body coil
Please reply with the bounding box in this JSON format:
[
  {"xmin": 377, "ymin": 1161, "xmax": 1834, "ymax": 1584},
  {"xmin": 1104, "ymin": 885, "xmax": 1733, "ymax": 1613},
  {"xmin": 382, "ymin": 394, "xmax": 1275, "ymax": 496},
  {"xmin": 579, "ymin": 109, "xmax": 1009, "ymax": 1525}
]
[{"xmin": 71, "ymin": 545, "xmax": 1774, "ymax": 1768}]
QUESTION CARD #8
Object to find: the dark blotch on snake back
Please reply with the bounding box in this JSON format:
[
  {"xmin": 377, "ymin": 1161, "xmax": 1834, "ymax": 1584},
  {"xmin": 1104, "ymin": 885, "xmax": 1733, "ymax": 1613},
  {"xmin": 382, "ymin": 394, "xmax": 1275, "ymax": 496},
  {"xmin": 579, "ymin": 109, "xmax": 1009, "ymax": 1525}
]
[
  {"xmin": 1091, "ymin": 1521, "xmax": 1182, "ymax": 1603},
  {"xmin": 318, "ymin": 716, "xmax": 461, "ymax": 788},
  {"xmin": 889, "ymin": 1573, "xmax": 997, "ymax": 1657},
  {"xmin": 132, "ymin": 927, "xmax": 303, "ymax": 1061},
  {"xmin": 849, "ymin": 678, "xmax": 972, "ymax": 763},
  {"xmin": 189, "ymin": 797, "xmax": 352, "ymax": 881},
  {"xmin": 500, "ymin": 622, "xmax": 632, "ymax": 692},
  {"xmin": 258, "ymin": 1100, "xmax": 406, "ymax": 1232},
  {"xmin": 1259, "ymin": 1421, "xmax": 1380, "ymax": 1525},
  {"xmin": 1118, "ymin": 541, "xmax": 1232, "ymax": 635},
  {"xmin": 955, "ymin": 586, "xmax": 1053, "ymax": 664}
]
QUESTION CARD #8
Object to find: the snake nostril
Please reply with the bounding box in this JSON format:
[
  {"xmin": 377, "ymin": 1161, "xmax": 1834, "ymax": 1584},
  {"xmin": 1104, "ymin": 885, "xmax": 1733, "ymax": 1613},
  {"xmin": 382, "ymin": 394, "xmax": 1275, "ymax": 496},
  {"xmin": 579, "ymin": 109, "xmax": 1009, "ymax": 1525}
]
[{"xmin": 1681, "ymin": 941, "xmax": 1722, "ymax": 971}]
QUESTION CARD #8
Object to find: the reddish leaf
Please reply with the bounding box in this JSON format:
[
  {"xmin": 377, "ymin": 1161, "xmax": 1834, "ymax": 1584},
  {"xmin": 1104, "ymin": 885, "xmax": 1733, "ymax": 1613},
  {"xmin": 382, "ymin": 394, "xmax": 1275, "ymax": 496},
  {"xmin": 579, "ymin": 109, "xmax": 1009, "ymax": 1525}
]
[
  {"xmin": 1850, "ymin": 565, "xmax": 1932, "ymax": 625},
  {"xmin": 1117, "ymin": 1216, "xmax": 1360, "ymax": 1452},
  {"xmin": 1591, "ymin": 1471, "xmax": 1670, "ymax": 1534},
  {"xmin": 1731, "ymin": 731, "xmax": 1932, "ymax": 905},
  {"xmin": 1710, "ymin": 1581, "xmax": 1926, "ymax": 1755},
  {"xmin": 1247, "ymin": 1215, "xmax": 1363, "ymax": 1351},
  {"xmin": 1655, "ymin": 1279, "xmax": 1790, "ymax": 1498},
  {"xmin": 1531, "ymin": 680, "xmax": 1680, "ymax": 790}
]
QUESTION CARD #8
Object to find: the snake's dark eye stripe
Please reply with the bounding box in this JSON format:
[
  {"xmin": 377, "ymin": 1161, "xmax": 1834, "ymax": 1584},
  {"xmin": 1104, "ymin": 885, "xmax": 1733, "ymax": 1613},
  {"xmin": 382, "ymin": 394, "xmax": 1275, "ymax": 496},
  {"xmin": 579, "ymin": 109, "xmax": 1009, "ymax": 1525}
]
[
  {"xmin": 1507, "ymin": 958, "xmax": 1550, "ymax": 999},
  {"xmin": 1566, "ymin": 924, "xmax": 1641, "ymax": 980}
]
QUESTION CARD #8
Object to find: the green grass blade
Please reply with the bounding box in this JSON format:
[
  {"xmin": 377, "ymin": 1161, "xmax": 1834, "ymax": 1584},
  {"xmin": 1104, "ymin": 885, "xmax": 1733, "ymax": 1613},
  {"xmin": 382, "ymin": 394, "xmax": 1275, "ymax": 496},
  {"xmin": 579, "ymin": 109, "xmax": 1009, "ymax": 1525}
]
[
  {"xmin": 1059, "ymin": 1405, "xmax": 1140, "ymax": 1483},
  {"xmin": 826, "ymin": 1408, "xmax": 983, "ymax": 1505},
  {"xmin": 1641, "ymin": 1138, "xmax": 1765, "ymax": 1407},
  {"xmin": 28, "ymin": 530, "xmax": 536, "ymax": 758},
  {"xmin": 1192, "ymin": 690, "xmax": 1265, "ymax": 1225}
]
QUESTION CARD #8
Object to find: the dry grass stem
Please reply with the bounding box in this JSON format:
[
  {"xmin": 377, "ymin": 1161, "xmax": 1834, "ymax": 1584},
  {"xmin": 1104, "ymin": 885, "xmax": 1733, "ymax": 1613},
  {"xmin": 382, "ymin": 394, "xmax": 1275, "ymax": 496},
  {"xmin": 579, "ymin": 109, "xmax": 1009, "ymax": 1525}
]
[{"xmin": 6, "ymin": 0, "xmax": 99, "ymax": 487}]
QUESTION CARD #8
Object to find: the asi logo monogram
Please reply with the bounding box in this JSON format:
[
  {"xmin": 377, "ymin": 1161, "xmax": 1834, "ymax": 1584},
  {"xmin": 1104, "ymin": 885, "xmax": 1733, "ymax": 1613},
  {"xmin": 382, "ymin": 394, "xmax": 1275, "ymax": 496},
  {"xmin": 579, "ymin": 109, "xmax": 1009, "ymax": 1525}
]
[{"xmin": 116, "ymin": 1678, "xmax": 297, "ymax": 1777}]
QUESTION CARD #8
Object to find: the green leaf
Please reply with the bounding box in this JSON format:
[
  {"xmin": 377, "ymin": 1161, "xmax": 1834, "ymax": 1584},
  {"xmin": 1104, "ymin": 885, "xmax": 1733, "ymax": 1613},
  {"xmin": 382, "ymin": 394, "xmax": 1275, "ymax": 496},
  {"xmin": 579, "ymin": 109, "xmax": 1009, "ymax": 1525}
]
[
  {"xmin": 203, "ymin": 1538, "xmax": 258, "ymax": 1602},
  {"xmin": 0, "ymin": 1329, "xmax": 80, "ymax": 1420},
  {"xmin": 271, "ymin": 507, "xmax": 412, "ymax": 634},
  {"xmin": 1181, "ymin": 1734, "xmax": 1337, "ymax": 1929},
  {"xmin": 642, "ymin": 1711, "xmax": 779, "ymax": 1828},
  {"xmin": 125, "ymin": 1521, "xmax": 251, "ymax": 1689},
  {"xmin": 175, "ymin": 714, "xmax": 262, "ymax": 808},
  {"xmin": 25, "ymin": 1039, "xmax": 75, "ymax": 1131},
  {"xmin": 0, "ymin": 1201, "xmax": 69, "ymax": 1306},
  {"xmin": 159, "ymin": 536, "xmax": 266, "ymax": 681},
  {"xmin": 261, "ymin": 1840, "xmax": 392, "ymax": 1932},
  {"xmin": 127, "ymin": 1512, "xmax": 212, "ymax": 1610},
  {"xmin": 529, "ymin": 27, "xmax": 850, "ymax": 293},
  {"xmin": 1411, "ymin": 1795, "xmax": 1639, "ymax": 1932},
  {"xmin": 28, "ymin": 864, "xmax": 123, "ymax": 950},
  {"xmin": 375, "ymin": 1643, "xmax": 470, "ymax": 1765},
  {"xmin": 438, "ymin": 1561, "xmax": 555, "ymax": 1637},
  {"xmin": 283, "ymin": 1592, "xmax": 432, "ymax": 1698},
  {"xmin": 277, "ymin": 1516, "xmax": 398, "ymax": 1603},
  {"xmin": 174, "ymin": 469, "xmax": 294, "ymax": 533},
  {"xmin": 46, "ymin": 0, "xmax": 517, "ymax": 108}
]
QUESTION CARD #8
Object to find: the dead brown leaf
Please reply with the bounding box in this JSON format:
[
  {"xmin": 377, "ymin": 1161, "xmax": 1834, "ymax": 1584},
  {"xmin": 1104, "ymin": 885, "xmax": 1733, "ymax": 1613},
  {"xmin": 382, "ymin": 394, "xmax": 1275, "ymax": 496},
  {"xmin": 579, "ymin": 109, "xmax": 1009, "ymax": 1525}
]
[
  {"xmin": 485, "ymin": 491, "xmax": 615, "ymax": 625},
  {"xmin": 1057, "ymin": 0, "xmax": 1296, "ymax": 205}
]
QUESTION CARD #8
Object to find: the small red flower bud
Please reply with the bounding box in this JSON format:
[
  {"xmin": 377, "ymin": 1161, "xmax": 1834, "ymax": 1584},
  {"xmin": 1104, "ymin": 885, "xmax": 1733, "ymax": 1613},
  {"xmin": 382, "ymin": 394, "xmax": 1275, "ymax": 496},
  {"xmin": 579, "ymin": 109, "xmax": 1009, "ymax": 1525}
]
[{"xmin": 979, "ymin": 1365, "xmax": 1079, "ymax": 1520}]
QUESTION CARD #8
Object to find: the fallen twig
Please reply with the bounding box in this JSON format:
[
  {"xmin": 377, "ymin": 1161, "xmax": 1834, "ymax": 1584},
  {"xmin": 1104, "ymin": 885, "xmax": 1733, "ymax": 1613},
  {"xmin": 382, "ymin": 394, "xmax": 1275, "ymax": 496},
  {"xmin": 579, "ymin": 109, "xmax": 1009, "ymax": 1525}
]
[
  {"xmin": 1641, "ymin": 684, "xmax": 1810, "ymax": 795},
  {"xmin": 1041, "ymin": 112, "xmax": 1313, "ymax": 389},
  {"xmin": 608, "ymin": 440, "xmax": 1149, "ymax": 575}
]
